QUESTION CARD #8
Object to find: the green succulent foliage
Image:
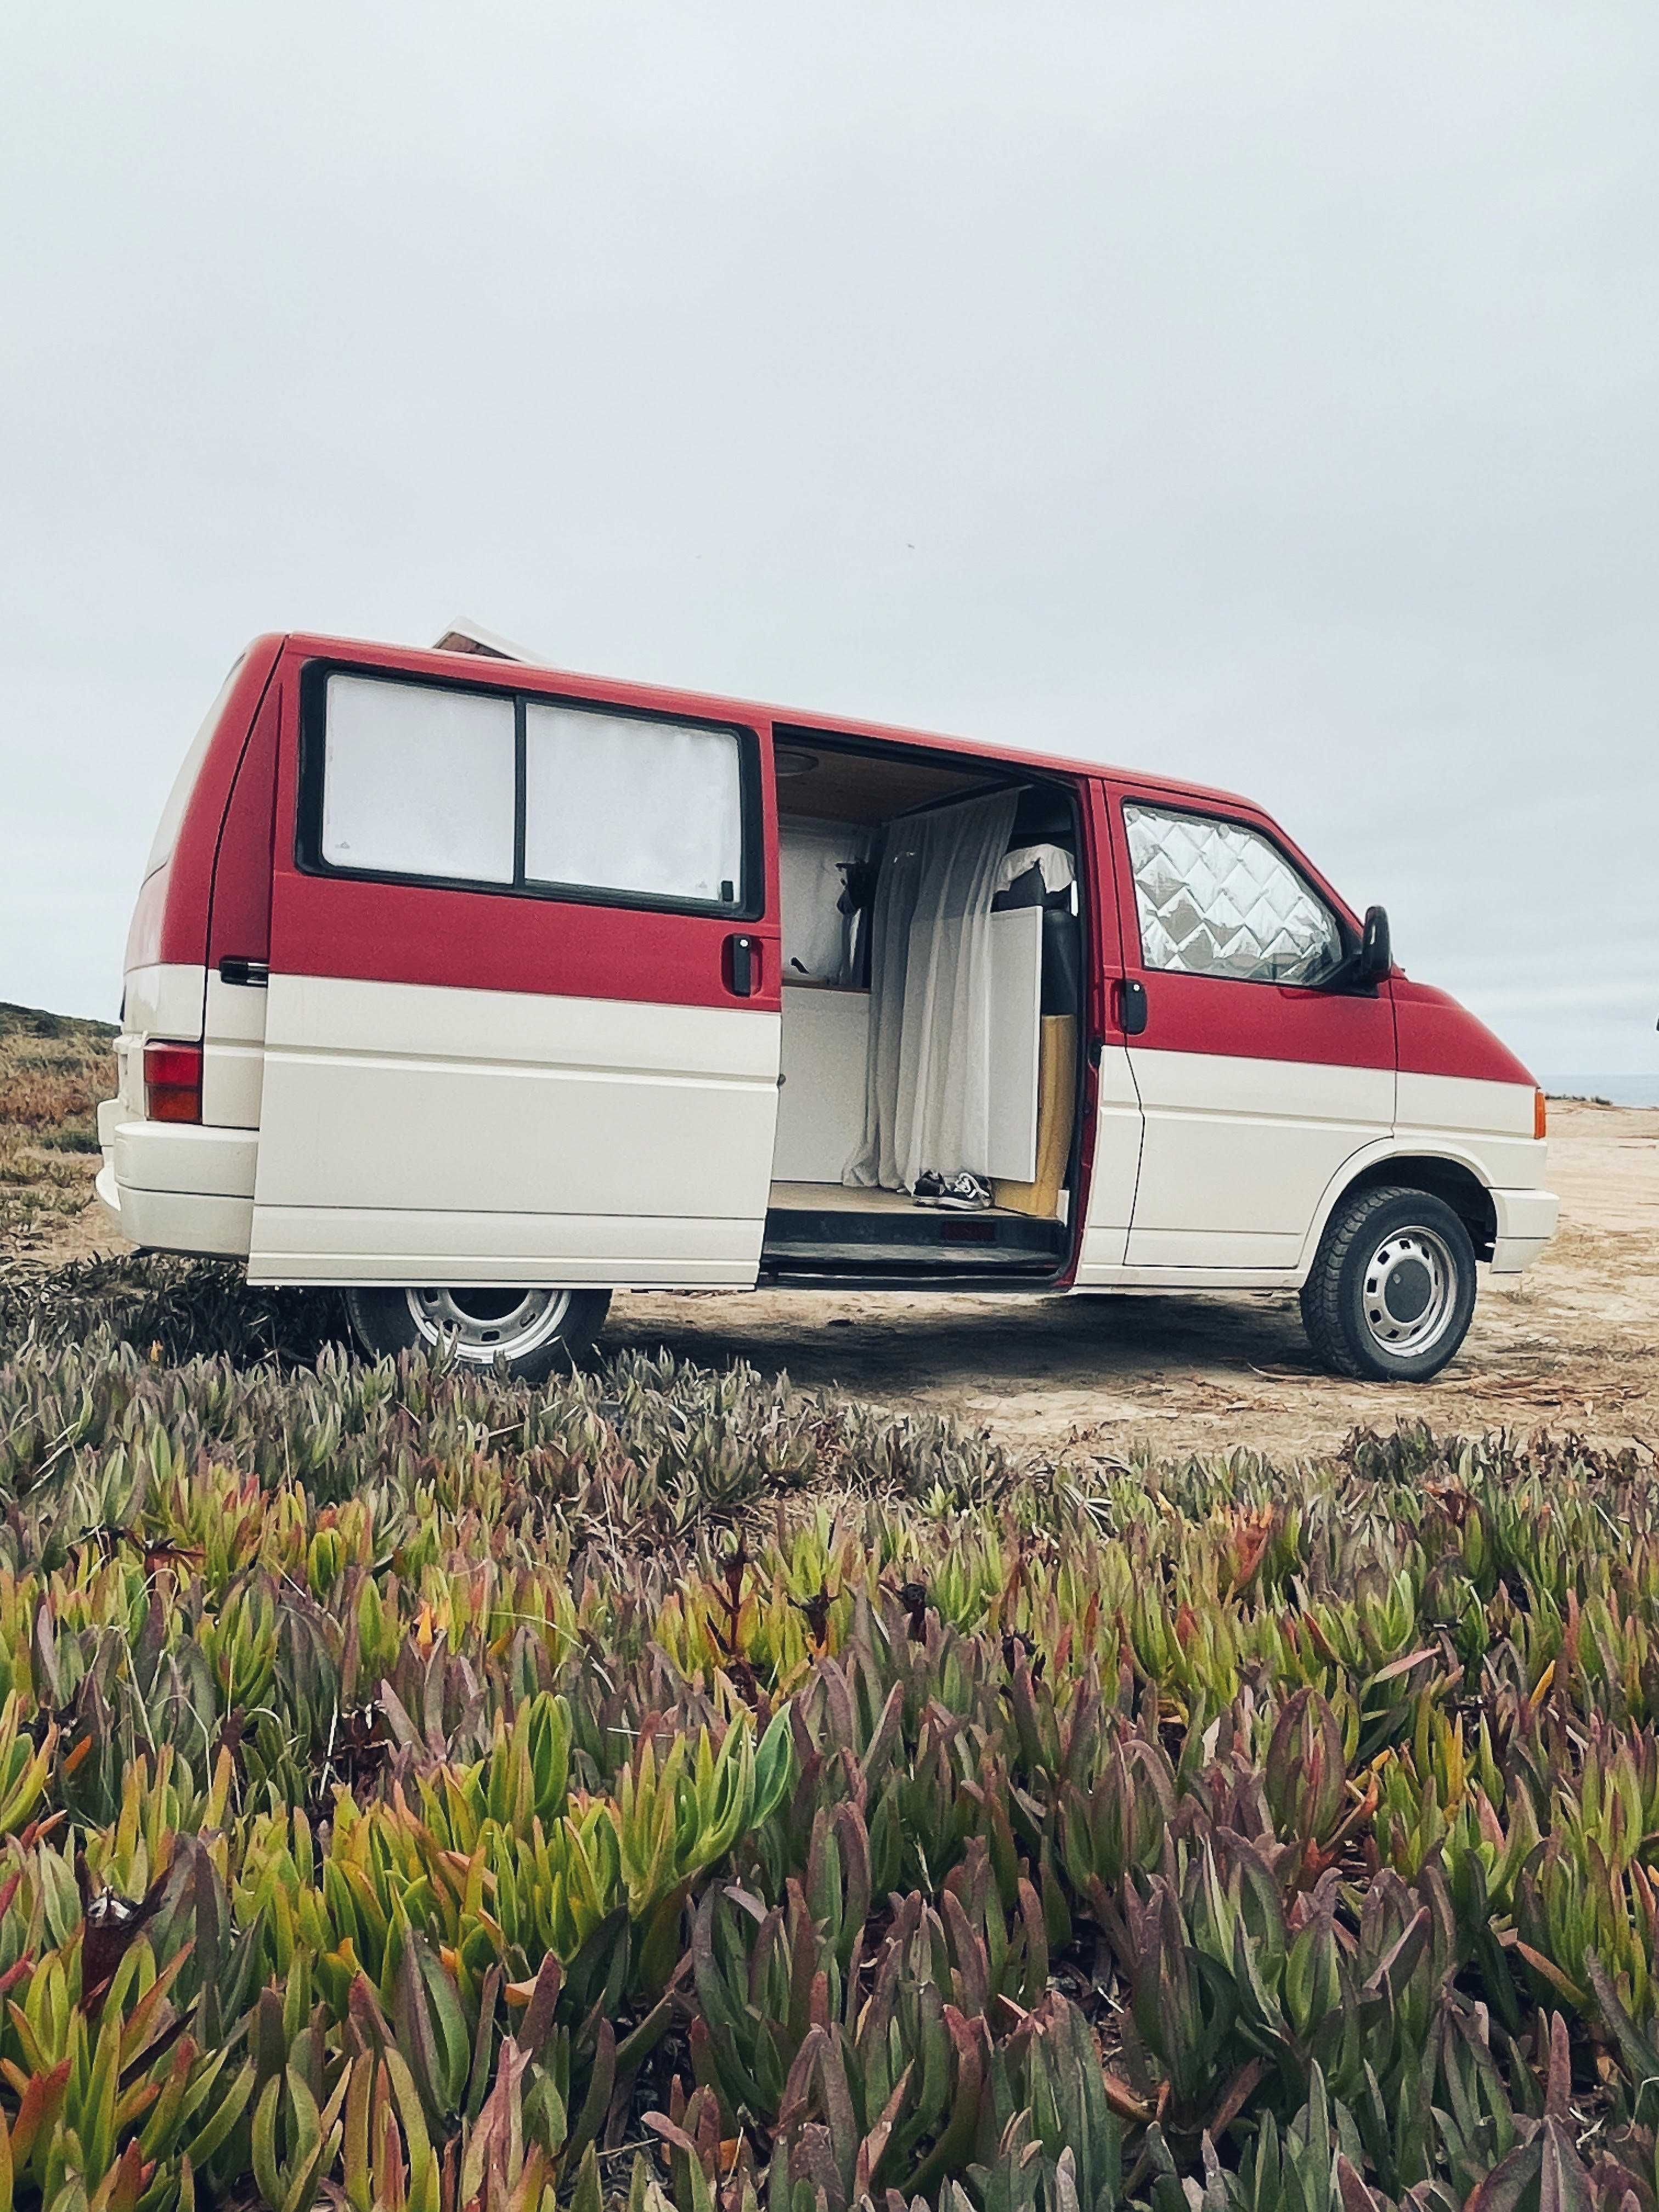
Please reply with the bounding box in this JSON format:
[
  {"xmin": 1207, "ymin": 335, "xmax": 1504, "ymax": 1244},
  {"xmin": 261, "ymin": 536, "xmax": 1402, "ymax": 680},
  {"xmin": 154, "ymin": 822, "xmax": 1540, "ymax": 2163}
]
[{"xmin": 3, "ymin": 1300, "xmax": 1659, "ymax": 2207}]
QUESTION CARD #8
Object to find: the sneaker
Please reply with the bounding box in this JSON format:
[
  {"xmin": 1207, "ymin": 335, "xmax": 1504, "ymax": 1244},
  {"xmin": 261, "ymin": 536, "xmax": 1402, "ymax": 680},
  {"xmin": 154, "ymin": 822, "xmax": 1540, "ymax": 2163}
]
[
  {"xmin": 927, "ymin": 1172, "xmax": 994, "ymax": 1212},
  {"xmin": 912, "ymin": 1170, "xmax": 947, "ymax": 1204}
]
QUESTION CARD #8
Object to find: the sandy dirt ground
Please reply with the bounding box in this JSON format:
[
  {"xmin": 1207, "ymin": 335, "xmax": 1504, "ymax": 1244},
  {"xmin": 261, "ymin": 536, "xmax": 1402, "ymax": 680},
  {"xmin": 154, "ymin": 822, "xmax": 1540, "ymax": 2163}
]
[
  {"xmin": 16, "ymin": 1102, "xmax": 1658, "ymax": 1464},
  {"xmin": 607, "ymin": 1101, "xmax": 1659, "ymax": 1462}
]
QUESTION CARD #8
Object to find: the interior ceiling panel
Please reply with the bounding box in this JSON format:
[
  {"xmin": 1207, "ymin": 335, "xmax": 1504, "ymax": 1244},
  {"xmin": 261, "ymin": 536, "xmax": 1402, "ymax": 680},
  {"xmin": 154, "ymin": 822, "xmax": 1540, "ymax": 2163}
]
[{"xmin": 772, "ymin": 735, "xmax": 1003, "ymax": 824}]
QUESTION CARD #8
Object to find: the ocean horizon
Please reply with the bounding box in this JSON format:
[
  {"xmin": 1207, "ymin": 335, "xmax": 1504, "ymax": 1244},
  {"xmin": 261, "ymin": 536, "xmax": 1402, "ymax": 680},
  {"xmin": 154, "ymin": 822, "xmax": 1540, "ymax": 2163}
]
[{"xmin": 1542, "ymin": 1074, "xmax": 1659, "ymax": 1108}]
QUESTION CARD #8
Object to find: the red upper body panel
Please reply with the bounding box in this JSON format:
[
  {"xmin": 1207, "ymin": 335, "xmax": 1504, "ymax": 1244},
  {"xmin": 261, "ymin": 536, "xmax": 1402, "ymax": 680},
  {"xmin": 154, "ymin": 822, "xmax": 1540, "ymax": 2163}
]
[
  {"xmin": 206, "ymin": 674, "xmax": 281, "ymax": 971},
  {"xmin": 125, "ymin": 636, "xmax": 285, "ymax": 974},
  {"xmin": 275, "ymin": 630, "xmax": 1260, "ymax": 812},
  {"xmin": 125, "ymin": 629, "xmax": 1538, "ymax": 1090},
  {"xmin": 1392, "ymin": 978, "xmax": 1534, "ymax": 1087},
  {"xmin": 1092, "ymin": 779, "xmax": 1394, "ymax": 1070}
]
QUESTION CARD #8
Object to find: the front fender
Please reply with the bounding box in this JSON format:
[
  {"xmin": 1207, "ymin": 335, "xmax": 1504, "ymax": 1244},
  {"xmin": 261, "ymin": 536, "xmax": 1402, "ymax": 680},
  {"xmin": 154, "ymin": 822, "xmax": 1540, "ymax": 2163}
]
[{"xmin": 1295, "ymin": 1138, "xmax": 1504, "ymax": 1279}]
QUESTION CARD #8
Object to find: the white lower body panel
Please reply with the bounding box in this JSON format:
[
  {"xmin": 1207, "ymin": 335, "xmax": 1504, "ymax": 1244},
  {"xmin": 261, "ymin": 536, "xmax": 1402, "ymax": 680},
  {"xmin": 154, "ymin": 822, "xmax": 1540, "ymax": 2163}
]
[
  {"xmin": 202, "ymin": 969, "xmax": 269, "ymax": 1127},
  {"xmin": 250, "ymin": 1208, "xmax": 763, "ymax": 1286},
  {"xmin": 1394, "ymin": 1073, "xmax": 1545, "ymax": 1188},
  {"xmin": 1124, "ymin": 1047, "xmax": 1393, "ymax": 1270},
  {"xmin": 1396, "ymin": 1070, "xmax": 1536, "ymax": 1141},
  {"xmin": 249, "ymin": 974, "xmax": 781, "ymax": 1288},
  {"xmin": 1074, "ymin": 1043, "xmax": 1146, "ymax": 1279},
  {"xmin": 120, "ymin": 962, "xmax": 208, "ymax": 1049},
  {"xmin": 1071, "ymin": 1265, "xmax": 1301, "ymax": 1291}
]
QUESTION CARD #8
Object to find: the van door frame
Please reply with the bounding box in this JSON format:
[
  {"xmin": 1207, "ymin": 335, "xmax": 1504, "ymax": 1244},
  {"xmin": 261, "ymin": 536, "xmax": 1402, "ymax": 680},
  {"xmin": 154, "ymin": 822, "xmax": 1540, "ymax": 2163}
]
[
  {"xmin": 1063, "ymin": 778, "xmax": 1143, "ymax": 1284},
  {"xmin": 760, "ymin": 736, "xmax": 1104, "ymax": 1290}
]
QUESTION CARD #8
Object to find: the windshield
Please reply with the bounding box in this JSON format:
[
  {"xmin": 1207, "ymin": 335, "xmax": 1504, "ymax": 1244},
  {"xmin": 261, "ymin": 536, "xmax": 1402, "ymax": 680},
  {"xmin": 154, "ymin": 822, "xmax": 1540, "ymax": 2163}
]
[{"xmin": 143, "ymin": 653, "xmax": 246, "ymax": 878}]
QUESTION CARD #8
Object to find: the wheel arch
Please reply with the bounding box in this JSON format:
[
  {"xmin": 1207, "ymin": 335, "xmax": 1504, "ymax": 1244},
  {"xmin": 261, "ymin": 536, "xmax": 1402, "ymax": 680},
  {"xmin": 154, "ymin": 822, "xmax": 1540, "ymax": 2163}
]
[{"xmin": 1301, "ymin": 1148, "xmax": 1498, "ymax": 1276}]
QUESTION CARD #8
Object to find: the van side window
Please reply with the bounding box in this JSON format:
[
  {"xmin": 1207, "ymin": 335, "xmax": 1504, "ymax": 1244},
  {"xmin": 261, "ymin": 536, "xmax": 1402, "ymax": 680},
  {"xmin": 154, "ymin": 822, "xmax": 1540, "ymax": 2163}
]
[
  {"xmin": 321, "ymin": 675, "xmax": 516, "ymax": 883},
  {"xmin": 303, "ymin": 668, "xmax": 756, "ymax": 912},
  {"xmin": 1123, "ymin": 803, "xmax": 1342, "ymax": 984},
  {"xmin": 524, "ymin": 703, "xmax": 743, "ymax": 905}
]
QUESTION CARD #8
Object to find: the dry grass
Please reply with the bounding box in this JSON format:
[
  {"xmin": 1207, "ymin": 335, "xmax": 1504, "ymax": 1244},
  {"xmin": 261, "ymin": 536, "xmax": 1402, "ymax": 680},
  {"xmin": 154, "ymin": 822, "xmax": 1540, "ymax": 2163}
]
[
  {"xmin": 0, "ymin": 1060, "xmax": 103, "ymax": 1129},
  {"xmin": 0, "ymin": 1001, "xmax": 114, "ymax": 1249}
]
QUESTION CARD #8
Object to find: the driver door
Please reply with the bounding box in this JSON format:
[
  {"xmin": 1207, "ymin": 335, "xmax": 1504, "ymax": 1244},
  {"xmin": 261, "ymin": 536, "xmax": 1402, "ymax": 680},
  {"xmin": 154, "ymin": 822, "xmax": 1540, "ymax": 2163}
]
[{"xmin": 1104, "ymin": 785, "xmax": 1395, "ymax": 1272}]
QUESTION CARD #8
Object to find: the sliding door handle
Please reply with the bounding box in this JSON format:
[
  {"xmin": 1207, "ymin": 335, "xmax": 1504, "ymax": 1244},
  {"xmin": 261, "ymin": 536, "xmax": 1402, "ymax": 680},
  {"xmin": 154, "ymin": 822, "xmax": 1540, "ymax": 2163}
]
[{"xmin": 725, "ymin": 935, "xmax": 759, "ymax": 997}]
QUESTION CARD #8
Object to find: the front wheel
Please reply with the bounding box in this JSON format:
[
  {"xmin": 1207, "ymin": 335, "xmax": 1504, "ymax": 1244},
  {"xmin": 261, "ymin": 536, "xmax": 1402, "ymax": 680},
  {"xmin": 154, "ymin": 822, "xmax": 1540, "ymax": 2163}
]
[
  {"xmin": 1299, "ymin": 1187, "xmax": 1476, "ymax": 1382},
  {"xmin": 344, "ymin": 1284, "xmax": 611, "ymax": 1383}
]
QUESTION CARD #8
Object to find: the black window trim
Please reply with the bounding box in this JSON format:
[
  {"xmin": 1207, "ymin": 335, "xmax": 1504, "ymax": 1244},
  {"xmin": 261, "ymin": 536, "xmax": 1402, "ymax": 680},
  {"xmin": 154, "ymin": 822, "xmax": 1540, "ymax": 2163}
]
[
  {"xmin": 1118, "ymin": 795, "xmax": 1355, "ymax": 990},
  {"xmin": 295, "ymin": 658, "xmax": 766, "ymax": 923}
]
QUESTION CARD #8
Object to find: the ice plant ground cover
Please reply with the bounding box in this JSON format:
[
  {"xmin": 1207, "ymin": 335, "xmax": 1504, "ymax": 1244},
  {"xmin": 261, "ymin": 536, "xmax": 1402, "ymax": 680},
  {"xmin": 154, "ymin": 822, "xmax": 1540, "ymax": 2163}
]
[{"xmin": 0, "ymin": 1266, "xmax": 1657, "ymax": 2211}]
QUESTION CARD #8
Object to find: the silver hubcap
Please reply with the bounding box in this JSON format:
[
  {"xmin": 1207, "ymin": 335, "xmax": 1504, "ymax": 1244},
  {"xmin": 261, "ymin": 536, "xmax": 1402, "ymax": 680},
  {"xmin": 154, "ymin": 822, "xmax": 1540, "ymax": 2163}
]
[
  {"xmin": 1361, "ymin": 1227, "xmax": 1458, "ymax": 1358},
  {"xmin": 404, "ymin": 1286, "xmax": 573, "ymax": 1364}
]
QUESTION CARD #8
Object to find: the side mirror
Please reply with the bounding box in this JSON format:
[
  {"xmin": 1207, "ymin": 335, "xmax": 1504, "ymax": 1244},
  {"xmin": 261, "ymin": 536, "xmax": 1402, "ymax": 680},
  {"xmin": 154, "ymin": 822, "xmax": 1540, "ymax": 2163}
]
[{"xmin": 1358, "ymin": 904, "xmax": 1391, "ymax": 985}]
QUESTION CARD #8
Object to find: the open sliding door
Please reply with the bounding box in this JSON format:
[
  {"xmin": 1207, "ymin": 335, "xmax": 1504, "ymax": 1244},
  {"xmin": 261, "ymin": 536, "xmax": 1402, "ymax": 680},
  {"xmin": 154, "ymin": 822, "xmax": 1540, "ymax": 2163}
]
[{"xmin": 250, "ymin": 653, "xmax": 781, "ymax": 1288}]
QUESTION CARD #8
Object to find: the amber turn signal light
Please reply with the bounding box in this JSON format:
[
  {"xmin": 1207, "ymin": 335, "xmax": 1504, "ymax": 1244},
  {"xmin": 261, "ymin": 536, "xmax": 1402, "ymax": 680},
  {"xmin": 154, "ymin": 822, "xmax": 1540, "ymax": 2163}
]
[
  {"xmin": 144, "ymin": 1040, "xmax": 203, "ymax": 1124},
  {"xmin": 1534, "ymin": 1088, "xmax": 1548, "ymax": 1141}
]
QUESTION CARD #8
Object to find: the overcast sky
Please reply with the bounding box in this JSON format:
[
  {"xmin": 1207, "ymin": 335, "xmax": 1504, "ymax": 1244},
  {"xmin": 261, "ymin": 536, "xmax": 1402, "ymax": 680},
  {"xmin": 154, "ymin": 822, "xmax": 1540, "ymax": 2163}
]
[{"xmin": 3, "ymin": 3, "xmax": 1655, "ymax": 1092}]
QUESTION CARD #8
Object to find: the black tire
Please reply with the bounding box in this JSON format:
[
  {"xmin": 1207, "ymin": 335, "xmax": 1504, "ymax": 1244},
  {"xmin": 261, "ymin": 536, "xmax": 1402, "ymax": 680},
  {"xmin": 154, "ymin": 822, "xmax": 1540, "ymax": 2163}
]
[
  {"xmin": 1299, "ymin": 1186, "xmax": 1476, "ymax": 1383},
  {"xmin": 343, "ymin": 1284, "xmax": 611, "ymax": 1384}
]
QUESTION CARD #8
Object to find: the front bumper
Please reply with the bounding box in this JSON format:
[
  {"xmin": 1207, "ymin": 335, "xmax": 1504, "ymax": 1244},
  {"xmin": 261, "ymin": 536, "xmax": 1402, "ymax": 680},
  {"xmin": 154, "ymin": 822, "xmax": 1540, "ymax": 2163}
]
[{"xmin": 1489, "ymin": 1187, "xmax": 1559, "ymax": 1276}]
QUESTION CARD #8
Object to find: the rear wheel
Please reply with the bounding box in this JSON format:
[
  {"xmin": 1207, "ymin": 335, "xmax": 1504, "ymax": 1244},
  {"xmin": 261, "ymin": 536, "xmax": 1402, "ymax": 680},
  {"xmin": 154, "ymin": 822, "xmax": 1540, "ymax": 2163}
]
[
  {"xmin": 1299, "ymin": 1187, "xmax": 1476, "ymax": 1382},
  {"xmin": 344, "ymin": 1284, "xmax": 610, "ymax": 1383}
]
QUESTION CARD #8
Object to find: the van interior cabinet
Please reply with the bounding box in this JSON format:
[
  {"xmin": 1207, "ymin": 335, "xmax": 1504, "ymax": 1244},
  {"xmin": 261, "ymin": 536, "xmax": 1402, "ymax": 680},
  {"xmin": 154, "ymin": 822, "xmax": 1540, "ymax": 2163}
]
[
  {"xmin": 773, "ymin": 909, "xmax": 1046, "ymax": 1193},
  {"xmin": 985, "ymin": 907, "xmax": 1043, "ymax": 1183},
  {"xmin": 774, "ymin": 985, "xmax": 870, "ymax": 1182}
]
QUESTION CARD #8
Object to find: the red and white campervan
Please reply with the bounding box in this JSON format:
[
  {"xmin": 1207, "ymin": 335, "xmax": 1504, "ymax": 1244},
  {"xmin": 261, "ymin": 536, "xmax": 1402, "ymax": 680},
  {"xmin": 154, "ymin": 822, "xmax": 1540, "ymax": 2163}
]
[{"xmin": 98, "ymin": 633, "xmax": 1558, "ymax": 1383}]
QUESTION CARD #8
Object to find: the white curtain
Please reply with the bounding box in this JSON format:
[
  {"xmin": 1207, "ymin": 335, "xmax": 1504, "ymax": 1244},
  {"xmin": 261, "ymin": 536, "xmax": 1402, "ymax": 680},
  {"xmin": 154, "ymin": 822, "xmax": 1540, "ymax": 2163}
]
[{"xmin": 844, "ymin": 788, "xmax": 1020, "ymax": 1192}]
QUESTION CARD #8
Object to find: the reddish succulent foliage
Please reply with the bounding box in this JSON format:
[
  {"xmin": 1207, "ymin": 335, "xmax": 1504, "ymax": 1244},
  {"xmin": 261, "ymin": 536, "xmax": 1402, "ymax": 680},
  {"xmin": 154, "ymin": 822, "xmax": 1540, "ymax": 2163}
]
[{"xmin": 0, "ymin": 1298, "xmax": 1654, "ymax": 2209}]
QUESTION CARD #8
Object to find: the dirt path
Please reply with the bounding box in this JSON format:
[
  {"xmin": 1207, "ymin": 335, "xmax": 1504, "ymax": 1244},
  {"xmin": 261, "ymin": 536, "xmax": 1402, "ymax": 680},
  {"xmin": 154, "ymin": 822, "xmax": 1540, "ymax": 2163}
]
[
  {"xmin": 607, "ymin": 1102, "xmax": 1659, "ymax": 1461},
  {"xmin": 18, "ymin": 1101, "xmax": 1658, "ymax": 1464}
]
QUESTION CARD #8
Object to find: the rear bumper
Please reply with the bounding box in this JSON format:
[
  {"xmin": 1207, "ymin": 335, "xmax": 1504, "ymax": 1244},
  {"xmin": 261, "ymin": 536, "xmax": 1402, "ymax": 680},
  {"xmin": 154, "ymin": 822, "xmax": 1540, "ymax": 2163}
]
[
  {"xmin": 96, "ymin": 1115, "xmax": 255, "ymax": 1259},
  {"xmin": 1489, "ymin": 1187, "xmax": 1559, "ymax": 1276}
]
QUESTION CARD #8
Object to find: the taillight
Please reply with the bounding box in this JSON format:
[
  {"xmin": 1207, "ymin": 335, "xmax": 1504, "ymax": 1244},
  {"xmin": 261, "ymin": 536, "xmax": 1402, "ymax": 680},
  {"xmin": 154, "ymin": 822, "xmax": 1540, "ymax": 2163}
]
[
  {"xmin": 144, "ymin": 1041, "xmax": 202, "ymax": 1124},
  {"xmin": 1534, "ymin": 1088, "xmax": 1548, "ymax": 1141}
]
